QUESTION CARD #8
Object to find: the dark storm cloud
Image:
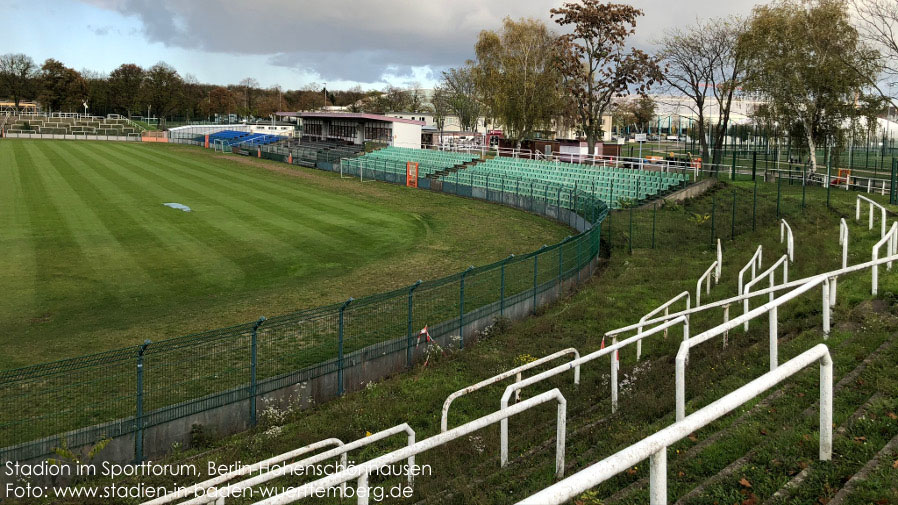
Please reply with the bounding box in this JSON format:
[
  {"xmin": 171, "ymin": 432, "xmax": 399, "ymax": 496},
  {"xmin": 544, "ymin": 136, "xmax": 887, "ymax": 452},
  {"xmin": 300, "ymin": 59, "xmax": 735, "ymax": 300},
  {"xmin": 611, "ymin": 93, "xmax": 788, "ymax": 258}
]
[{"xmin": 84, "ymin": 0, "xmax": 758, "ymax": 83}]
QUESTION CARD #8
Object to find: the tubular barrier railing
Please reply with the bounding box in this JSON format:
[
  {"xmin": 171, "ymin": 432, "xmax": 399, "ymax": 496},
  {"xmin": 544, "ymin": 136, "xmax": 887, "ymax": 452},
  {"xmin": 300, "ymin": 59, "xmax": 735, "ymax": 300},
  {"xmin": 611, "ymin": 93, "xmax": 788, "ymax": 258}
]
[
  {"xmin": 696, "ymin": 261, "xmax": 719, "ymax": 308},
  {"xmin": 634, "ymin": 291, "xmax": 690, "ymax": 361},
  {"xmin": 781, "ymin": 219, "xmax": 794, "ymax": 262},
  {"xmin": 743, "ymin": 254, "xmax": 789, "ymax": 331},
  {"xmin": 498, "ymin": 316, "xmax": 690, "ymax": 467},
  {"xmin": 871, "ymin": 221, "xmax": 897, "ymax": 295},
  {"xmin": 146, "ymin": 424, "xmax": 415, "ymax": 505},
  {"xmin": 250, "ymin": 389, "xmax": 568, "ymax": 505},
  {"xmin": 516, "ymin": 344, "xmax": 833, "ymax": 505},
  {"xmin": 440, "ymin": 348, "xmax": 580, "ymax": 432},
  {"xmin": 856, "ymin": 194, "xmax": 888, "ymax": 238},
  {"xmin": 738, "ymin": 245, "xmax": 764, "ymax": 302},
  {"xmin": 676, "ymin": 251, "xmax": 898, "ymax": 422}
]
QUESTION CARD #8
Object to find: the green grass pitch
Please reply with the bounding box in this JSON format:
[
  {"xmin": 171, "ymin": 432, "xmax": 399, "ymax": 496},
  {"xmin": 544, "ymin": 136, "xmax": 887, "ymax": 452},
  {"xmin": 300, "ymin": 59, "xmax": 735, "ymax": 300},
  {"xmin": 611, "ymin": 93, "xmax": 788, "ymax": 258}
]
[{"xmin": 0, "ymin": 140, "xmax": 569, "ymax": 369}]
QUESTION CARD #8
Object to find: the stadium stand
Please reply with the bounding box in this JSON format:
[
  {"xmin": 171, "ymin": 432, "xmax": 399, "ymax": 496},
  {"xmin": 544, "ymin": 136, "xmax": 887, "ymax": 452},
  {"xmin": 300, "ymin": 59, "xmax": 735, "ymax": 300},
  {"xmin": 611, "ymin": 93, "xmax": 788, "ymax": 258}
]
[
  {"xmin": 6, "ymin": 115, "xmax": 140, "ymax": 136},
  {"xmin": 343, "ymin": 146, "xmax": 479, "ymax": 178},
  {"xmin": 439, "ymin": 157, "xmax": 689, "ymax": 208},
  {"xmin": 262, "ymin": 138, "xmax": 365, "ymax": 166}
]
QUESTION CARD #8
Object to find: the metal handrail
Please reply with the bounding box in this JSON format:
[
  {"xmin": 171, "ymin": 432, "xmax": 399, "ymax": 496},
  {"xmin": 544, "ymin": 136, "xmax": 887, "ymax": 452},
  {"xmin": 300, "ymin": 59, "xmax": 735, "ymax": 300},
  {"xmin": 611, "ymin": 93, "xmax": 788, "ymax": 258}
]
[
  {"xmin": 856, "ymin": 194, "xmax": 888, "ymax": 238},
  {"xmin": 147, "ymin": 424, "xmax": 414, "ymax": 505},
  {"xmin": 517, "ymin": 345, "xmax": 833, "ymax": 505},
  {"xmin": 633, "ymin": 291, "xmax": 691, "ymax": 360},
  {"xmin": 743, "ymin": 254, "xmax": 789, "ymax": 331},
  {"xmin": 780, "ymin": 219, "xmax": 794, "ymax": 262},
  {"xmin": 676, "ymin": 251, "xmax": 898, "ymax": 422},
  {"xmin": 441, "ymin": 347, "xmax": 580, "ymax": 432},
  {"xmin": 498, "ymin": 316, "xmax": 690, "ymax": 467},
  {"xmin": 250, "ymin": 389, "xmax": 568, "ymax": 505},
  {"xmin": 142, "ymin": 438, "xmax": 345, "ymax": 504}
]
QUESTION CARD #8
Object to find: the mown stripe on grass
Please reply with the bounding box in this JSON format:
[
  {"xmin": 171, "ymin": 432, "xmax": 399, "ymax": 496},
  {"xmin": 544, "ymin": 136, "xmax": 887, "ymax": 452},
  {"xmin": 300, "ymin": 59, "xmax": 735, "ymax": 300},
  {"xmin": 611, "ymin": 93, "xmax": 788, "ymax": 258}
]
[
  {"xmin": 97, "ymin": 142, "xmax": 354, "ymax": 254},
  {"xmin": 99, "ymin": 142, "xmax": 421, "ymax": 273},
  {"xmin": 22, "ymin": 141, "xmax": 155, "ymax": 297},
  {"xmin": 59, "ymin": 142, "xmax": 246, "ymax": 288},
  {"xmin": 0, "ymin": 142, "xmax": 37, "ymax": 328},
  {"xmin": 124, "ymin": 143, "xmax": 415, "ymax": 231}
]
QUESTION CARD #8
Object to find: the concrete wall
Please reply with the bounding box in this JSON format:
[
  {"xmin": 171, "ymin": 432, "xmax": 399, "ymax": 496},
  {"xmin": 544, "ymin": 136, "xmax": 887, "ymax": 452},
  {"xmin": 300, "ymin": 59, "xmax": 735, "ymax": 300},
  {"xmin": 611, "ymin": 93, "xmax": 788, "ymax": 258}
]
[{"xmin": 3, "ymin": 132, "xmax": 141, "ymax": 141}]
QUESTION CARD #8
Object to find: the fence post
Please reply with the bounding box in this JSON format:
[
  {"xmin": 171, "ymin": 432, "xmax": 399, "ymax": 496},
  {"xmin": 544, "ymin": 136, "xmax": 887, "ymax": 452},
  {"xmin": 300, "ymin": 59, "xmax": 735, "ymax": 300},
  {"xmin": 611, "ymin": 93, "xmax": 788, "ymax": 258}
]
[
  {"xmin": 533, "ymin": 246, "xmax": 546, "ymax": 313},
  {"xmin": 250, "ymin": 316, "xmax": 267, "ymax": 426},
  {"xmin": 889, "ymin": 158, "xmax": 898, "ymax": 205},
  {"xmin": 776, "ymin": 172, "xmax": 782, "ymax": 218},
  {"xmin": 802, "ymin": 162, "xmax": 807, "ymax": 210},
  {"xmin": 731, "ymin": 189, "xmax": 737, "ymax": 240},
  {"xmin": 752, "ymin": 179, "xmax": 758, "ymax": 231},
  {"xmin": 459, "ymin": 266, "xmax": 475, "ymax": 349},
  {"xmin": 559, "ymin": 237, "xmax": 568, "ymax": 284},
  {"xmin": 134, "ymin": 339, "xmax": 151, "ymax": 464},
  {"xmin": 751, "ymin": 151, "xmax": 758, "ymax": 181},
  {"xmin": 731, "ymin": 149, "xmax": 736, "ymax": 180},
  {"xmin": 500, "ymin": 254, "xmax": 514, "ymax": 317},
  {"xmin": 406, "ymin": 280, "xmax": 423, "ymax": 368},
  {"xmin": 338, "ymin": 298, "xmax": 353, "ymax": 396},
  {"xmin": 826, "ymin": 147, "xmax": 832, "ymax": 208}
]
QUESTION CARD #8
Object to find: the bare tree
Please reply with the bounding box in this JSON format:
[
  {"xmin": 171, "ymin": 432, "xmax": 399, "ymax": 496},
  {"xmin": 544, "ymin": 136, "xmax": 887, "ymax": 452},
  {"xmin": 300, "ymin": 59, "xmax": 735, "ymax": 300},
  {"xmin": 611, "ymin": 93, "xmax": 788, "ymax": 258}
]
[
  {"xmin": 853, "ymin": 0, "xmax": 898, "ymax": 103},
  {"xmin": 442, "ymin": 64, "xmax": 481, "ymax": 132},
  {"xmin": 656, "ymin": 17, "xmax": 746, "ymax": 167}
]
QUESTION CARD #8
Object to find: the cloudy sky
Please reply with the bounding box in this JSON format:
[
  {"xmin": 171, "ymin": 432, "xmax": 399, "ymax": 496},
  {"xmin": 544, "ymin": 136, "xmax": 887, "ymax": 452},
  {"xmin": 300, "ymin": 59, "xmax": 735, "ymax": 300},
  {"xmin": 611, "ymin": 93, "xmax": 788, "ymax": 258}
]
[{"xmin": 3, "ymin": 0, "xmax": 759, "ymax": 90}]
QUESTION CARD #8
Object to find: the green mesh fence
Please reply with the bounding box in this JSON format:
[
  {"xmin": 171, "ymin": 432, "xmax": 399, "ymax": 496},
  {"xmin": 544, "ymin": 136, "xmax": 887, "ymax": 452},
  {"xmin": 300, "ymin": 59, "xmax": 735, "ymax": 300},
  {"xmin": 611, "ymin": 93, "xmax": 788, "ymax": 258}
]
[{"xmin": 0, "ymin": 152, "xmax": 610, "ymax": 464}]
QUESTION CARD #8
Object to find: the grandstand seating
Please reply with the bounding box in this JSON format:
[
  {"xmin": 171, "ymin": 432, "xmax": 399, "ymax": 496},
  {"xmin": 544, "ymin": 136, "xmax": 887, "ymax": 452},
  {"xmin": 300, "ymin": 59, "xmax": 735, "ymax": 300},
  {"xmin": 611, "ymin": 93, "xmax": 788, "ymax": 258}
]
[
  {"xmin": 346, "ymin": 146, "xmax": 479, "ymax": 178},
  {"xmin": 208, "ymin": 130, "xmax": 285, "ymax": 148},
  {"xmin": 266, "ymin": 138, "xmax": 364, "ymax": 166},
  {"xmin": 6, "ymin": 115, "xmax": 140, "ymax": 136},
  {"xmin": 439, "ymin": 157, "xmax": 689, "ymax": 208}
]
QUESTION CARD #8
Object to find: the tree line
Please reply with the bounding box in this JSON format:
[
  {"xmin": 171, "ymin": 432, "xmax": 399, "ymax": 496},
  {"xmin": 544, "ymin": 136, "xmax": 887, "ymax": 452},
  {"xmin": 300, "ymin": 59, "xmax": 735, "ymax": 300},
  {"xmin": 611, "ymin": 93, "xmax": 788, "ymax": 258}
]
[
  {"xmin": 0, "ymin": 56, "xmax": 433, "ymax": 127},
  {"xmin": 2, "ymin": 0, "xmax": 896, "ymax": 163}
]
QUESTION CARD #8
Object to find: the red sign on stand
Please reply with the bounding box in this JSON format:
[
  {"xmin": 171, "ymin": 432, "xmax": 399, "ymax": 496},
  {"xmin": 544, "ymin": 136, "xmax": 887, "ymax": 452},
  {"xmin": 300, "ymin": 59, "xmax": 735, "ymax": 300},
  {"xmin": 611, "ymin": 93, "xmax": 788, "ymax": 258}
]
[{"xmin": 406, "ymin": 162, "xmax": 419, "ymax": 188}]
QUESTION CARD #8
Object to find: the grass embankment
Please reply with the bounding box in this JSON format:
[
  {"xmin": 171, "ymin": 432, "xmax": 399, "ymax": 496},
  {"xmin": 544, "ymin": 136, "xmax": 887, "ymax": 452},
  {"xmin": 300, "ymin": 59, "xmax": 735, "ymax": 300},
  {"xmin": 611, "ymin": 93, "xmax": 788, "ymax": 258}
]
[
  {"xmin": 0, "ymin": 140, "xmax": 568, "ymax": 368},
  {"xmin": 29, "ymin": 180, "xmax": 896, "ymax": 504}
]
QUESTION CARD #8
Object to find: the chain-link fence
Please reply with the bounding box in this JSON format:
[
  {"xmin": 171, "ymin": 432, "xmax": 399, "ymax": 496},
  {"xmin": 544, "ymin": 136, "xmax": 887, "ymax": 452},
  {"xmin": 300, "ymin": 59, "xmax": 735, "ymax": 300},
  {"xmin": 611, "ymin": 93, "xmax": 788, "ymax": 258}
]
[{"xmin": 0, "ymin": 155, "xmax": 608, "ymax": 465}]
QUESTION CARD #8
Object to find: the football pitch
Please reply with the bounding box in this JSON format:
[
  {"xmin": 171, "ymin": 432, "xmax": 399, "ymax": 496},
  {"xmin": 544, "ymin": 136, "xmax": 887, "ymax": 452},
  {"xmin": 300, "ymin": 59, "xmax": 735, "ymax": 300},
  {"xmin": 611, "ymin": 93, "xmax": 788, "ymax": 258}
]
[{"xmin": 0, "ymin": 140, "xmax": 568, "ymax": 369}]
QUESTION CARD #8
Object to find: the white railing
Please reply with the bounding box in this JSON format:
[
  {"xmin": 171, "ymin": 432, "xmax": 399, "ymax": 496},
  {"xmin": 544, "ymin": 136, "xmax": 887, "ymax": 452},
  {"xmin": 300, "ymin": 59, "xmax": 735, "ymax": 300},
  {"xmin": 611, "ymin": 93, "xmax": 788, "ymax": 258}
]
[
  {"xmin": 498, "ymin": 316, "xmax": 690, "ymax": 466},
  {"xmin": 677, "ymin": 251, "xmax": 898, "ymax": 422},
  {"xmin": 251, "ymin": 389, "xmax": 568, "ymax": 505},
  {"xmin": 696, "ymin": 261, "xmax": 719, "ymax": 307},
  {"xmin": 441, "ymin": 347, "xmax": 581, "ymax": 431},
  {"xmin": 145, "ymin": 424, "xmax": 415, "ymax": 505},
  {"xmin": 780, "ymin": 219, "xmax": 794, "ymax": 262},
  {"xmin": 738, "ymin": 245, "xmax": 764, "ymax": 302},
  {"xmin": 856, "ymin": 194, "xmax": 888, "ymax": 238},
  {"xmin": 634, "ymin": 291, "xmax": 690, "ymax": 361},
  {"xmin": 142, "ymin": 438, "xmax": 345, "ymax": 504},
  {"xmin": 516, "ymin": 344, "xmax": 833, "ymax": 505},
  {"xmin": 871, "ymin": 221, "xmax": 898, "ymax": 295},
  {"xmin": 696, "ymin": 239, "xmax": 723, "ymax": 307},
  {"xmin": 742, "ymin": 254, "xmax": 789, "ymax": 331}
]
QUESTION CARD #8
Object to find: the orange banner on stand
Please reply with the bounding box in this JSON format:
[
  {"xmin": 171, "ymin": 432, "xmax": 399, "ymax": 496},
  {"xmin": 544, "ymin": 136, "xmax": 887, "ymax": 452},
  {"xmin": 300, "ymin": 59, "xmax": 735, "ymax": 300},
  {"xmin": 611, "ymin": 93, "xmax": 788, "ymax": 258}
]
[{"xmin": 406, "ymin": 161, "xmax": 419, "ymax": 188}]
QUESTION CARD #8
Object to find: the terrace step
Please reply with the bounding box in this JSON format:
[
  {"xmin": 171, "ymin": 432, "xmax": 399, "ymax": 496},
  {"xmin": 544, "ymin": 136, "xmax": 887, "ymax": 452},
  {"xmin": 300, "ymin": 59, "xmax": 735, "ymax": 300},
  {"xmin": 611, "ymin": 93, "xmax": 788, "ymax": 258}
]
[
  {"xmin": 826, "ymin": 431, "xmax": 898, "ymax": 505},
  {"xmin": 671, "ymin": 334, "xmax": 896, "ymax": 505}
]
